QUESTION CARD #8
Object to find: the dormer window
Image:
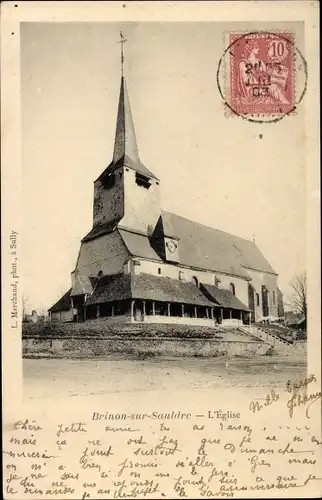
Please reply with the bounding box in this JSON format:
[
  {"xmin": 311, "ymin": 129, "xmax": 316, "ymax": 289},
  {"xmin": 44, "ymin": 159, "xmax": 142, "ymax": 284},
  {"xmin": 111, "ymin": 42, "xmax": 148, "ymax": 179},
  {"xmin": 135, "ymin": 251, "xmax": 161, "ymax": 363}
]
[
  {"xmin": 135, "ymin": 172, "xmax": 151, "ymax": 189},
  {"xmin": 102, "ymin": 173, "xmax": 115, "ymax": 190}
]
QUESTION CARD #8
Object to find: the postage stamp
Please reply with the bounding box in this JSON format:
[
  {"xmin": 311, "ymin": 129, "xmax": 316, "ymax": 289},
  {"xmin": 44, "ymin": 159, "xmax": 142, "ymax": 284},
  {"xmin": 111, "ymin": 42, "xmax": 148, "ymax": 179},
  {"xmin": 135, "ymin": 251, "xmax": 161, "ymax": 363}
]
[{"xmin": 227, "ymin": 32, "xmax": 296, "ymax": 117}]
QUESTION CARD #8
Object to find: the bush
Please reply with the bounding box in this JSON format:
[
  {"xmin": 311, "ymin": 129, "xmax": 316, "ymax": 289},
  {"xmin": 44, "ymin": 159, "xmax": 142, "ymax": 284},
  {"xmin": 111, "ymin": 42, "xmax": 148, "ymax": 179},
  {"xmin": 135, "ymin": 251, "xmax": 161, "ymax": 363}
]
[{"xmin": 22, "ymin": 319, "xmax": 226, "ymax": 340}]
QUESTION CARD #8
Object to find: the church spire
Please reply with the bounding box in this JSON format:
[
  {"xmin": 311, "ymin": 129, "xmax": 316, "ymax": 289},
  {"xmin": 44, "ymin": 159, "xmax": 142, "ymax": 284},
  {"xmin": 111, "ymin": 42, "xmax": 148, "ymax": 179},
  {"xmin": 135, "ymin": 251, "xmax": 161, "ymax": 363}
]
[
  {"xmin": 112, "ymin": 31, "xmax": 140, "ymax": 166},
  {"xmin": 112, "ymin": 76, "xmax": 140, "ymax": 166},
  {"xmin": 96, "ymin": 32, "xmax": 158, "ymax": 181}
]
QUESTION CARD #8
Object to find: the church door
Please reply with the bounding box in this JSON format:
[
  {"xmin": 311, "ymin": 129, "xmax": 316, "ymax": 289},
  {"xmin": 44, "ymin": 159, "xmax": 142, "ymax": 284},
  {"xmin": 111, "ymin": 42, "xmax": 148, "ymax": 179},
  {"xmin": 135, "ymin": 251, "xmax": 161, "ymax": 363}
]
[
  {"xmin": 248, "ymin": 284, "xmax": 255, "ymax": 322},
  {"xmin": 134, "ymin": 300, "xmax": 144, "ymax": 322}
]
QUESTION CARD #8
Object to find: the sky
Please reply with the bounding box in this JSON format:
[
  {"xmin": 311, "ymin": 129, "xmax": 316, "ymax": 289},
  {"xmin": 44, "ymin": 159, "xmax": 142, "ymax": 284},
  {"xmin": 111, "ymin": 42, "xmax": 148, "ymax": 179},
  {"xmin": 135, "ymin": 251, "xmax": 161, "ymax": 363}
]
[{"xmin": 20, "ymin": 21, "xmax": 305, "ymax": 313}]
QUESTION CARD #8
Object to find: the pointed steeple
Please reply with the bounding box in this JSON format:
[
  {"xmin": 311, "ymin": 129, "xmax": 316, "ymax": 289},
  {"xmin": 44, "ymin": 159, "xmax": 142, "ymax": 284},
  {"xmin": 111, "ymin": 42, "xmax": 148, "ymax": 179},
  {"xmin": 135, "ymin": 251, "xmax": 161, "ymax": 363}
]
[
  {"xmin": 96, "ymin": 34, "xmax": 158, "ymax": 182},
  {"xmin": 113, "ymin": 77, "xmax": 140, "ymax": 166}
]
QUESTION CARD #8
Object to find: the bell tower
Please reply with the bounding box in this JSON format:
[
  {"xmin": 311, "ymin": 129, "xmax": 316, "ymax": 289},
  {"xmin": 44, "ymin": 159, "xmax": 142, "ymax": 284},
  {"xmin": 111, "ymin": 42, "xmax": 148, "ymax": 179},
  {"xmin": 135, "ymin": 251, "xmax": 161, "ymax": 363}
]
[{"xmin": 92, "ymin": 32, "xmax": 161, "ymax": 236}]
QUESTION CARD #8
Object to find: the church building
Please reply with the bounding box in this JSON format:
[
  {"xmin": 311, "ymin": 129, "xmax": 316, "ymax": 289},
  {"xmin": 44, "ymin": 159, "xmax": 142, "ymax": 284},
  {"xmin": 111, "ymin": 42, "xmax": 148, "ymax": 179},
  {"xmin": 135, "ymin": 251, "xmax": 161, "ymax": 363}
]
[{"xmin": 49, "ymin": 43, "xmax": 283, "ymax": 328}]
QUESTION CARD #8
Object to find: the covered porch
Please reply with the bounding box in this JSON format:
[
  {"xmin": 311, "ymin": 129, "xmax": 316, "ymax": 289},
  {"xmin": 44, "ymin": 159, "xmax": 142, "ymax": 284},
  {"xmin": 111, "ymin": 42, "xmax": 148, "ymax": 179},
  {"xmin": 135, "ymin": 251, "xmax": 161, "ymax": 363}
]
[
  {"xmin": 82, "ymin": 273, "xmax": 250, "ymax": 328},
  {"xmin": 84, "ymin": 298, "xmax": 216, "ymax": 327},
  {"xmin": 200, "ymin": 283, "xmax": 250, "ymax": 327}
]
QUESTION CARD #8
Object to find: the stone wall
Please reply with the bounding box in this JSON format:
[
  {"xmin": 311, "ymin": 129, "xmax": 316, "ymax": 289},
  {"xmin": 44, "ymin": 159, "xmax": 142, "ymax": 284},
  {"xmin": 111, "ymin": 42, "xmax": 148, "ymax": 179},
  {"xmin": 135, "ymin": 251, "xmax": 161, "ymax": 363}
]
[{"xmin": 22, "ymin": 336, "xmax": 270, "ymax": 358}]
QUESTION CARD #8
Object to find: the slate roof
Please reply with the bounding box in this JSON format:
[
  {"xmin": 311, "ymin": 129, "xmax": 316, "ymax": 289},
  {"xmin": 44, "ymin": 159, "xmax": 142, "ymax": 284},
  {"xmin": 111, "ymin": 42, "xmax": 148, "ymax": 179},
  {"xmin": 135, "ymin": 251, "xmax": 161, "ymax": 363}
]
[
  {"xmin": 86, "ymin": 273, "xmax": 214, "ymax": 307},
  {"xmin": 119, "ymin": 229, "xmax": 162, "ymax": 261},
  {"xmin": 117, "ymin": 213, "xmax": 276, "ymax": 277},
  {"xmin": 82, "ymin": 222, "xmax": 117, "ymax": 242},
  {"xmin": 71, "ymin": 276, "xmax": 98, "ymax": 296},
  {"xmin": 98, "ymin": 157, "xmax": 158, "ymax": 182},
  {"xmin": 95, "ymin": 77, "xmax": 158, "ymax": 182},
  {"xmin": 81, "ymin": 211, "xmax": 276, "ymax": 279},
  {"xmin": 48, "ymin": 289, "xmax": 72, "ymax": 312},
  {"xmin": 200, "ymin": 283, "xmax": 249, "ymax": 312},
  {"xmin": 160, "ymin": 212, "xmax": 276, "ymax": 276}
]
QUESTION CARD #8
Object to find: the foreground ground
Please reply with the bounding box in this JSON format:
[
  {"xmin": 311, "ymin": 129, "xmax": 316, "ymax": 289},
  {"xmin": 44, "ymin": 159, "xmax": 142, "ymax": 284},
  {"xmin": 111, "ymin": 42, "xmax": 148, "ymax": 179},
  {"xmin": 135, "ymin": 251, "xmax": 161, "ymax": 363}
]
[{"xmin": 23, "ymin": 354, "xmax": 307, "ymax": 401}]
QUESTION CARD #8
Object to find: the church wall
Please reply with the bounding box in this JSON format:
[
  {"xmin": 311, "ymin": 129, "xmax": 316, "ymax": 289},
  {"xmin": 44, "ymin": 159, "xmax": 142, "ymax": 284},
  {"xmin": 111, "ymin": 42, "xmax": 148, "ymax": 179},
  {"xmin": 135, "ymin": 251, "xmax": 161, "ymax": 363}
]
[
  {"xmin": 51, "ymin": 310, "xmax": 73, "ymax": 323},
  {"xmin": 134, "ymin": 259, "xmax": 249, "ymax": 307},
  {"xmin": 244, "ymin": 268, "xmax": 279, "ymax": 319},
  {"xmin": 75, "ymin": 231, "xmax": 129, "ymax": 278},
  {"xmin": 120, "ymin": 168, "xmax": 161, "ymax": 235},
  {"xmin": 92, "ymin": 167, "xmax": 124, "ymax": 228}
]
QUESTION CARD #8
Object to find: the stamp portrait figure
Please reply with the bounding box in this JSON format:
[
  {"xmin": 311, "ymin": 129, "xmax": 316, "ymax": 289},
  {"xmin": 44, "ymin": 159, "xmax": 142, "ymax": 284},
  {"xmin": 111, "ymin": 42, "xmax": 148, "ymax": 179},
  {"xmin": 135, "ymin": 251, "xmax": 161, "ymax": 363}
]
[{"xmin": 229, "ymin": 33, "xmax": 294, "ymax": 116}]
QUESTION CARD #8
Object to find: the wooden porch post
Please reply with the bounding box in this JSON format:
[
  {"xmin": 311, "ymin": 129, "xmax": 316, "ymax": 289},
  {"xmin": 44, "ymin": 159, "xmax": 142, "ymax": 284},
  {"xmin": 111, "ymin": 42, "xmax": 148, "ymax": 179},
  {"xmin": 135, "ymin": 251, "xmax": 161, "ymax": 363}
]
[
  {"xmin": 130, "ymin": 300, "xmax": 135, "ymax": 319},
  {"xmin": 221, "ymin": 308, "xmax": 223, "ymax": 323},
  {"xmin": 96, "ymin": 305, "xmax": 100, "ymax": 319},
  {"xmin": 143, "ymin": 300, "xmax": 146, "ymax": 317},
  {"xmin": 194, "ymin": 306, "xmax": 197, "ymax": 318},
  {"xmin": 230, "ymin": 309, "xmax": 232, "ymax": 319},
  {"xmin": 181, "ymin": 304, "xmax": 185, "ymax": 317},
  {"xmin": 152, "ymin": 301, "xmax": 155, "ymax": 316},
  {"xmin": 206, "ymin": 308, "xmax": 209, "ymax": 319},
  {"xmin": 211, "ymin": 308, "xmax": 214, "ymax": 320},
  {"xmin": 111, "ymin": 304, "xmax": 115, "ymax": 317},
  {"xmin": 167, "ymin": 303, "xmax": 171, "ymax": 316}
]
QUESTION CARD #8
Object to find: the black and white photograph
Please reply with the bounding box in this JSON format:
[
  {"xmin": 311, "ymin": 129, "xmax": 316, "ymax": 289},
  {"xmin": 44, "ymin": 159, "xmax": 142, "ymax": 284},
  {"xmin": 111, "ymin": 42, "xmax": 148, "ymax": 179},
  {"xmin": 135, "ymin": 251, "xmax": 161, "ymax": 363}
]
[
  {"xmin": 2, "ymin": 2, "xmax": 320, "ymax": 499},
  {"xmin": 21, "ymin": 20, "xmax": 308, "ymax": 398}
]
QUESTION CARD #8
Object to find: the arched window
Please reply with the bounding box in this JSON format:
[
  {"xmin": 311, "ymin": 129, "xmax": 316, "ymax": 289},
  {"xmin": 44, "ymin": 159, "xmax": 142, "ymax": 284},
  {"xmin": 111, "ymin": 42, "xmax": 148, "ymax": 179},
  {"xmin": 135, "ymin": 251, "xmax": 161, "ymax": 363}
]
[
  {"xmin": 256, "ymin": 293, "xmax": 260, "ymax": 306},
  {"xmin": 272, "ymin": 291, "xmax": 276, "ymax": 305},
  {"xmin": 192, "ymin": 276, "xmax": 199, "ymax": 287},
  {"xmin": 97, "ymin": 270, "xmax": 103, "ymax": 277},
  {"xmin": 214, "ymin": 276, "xmax": 221, "ymax": 288},
  {"xmin": 230, "ymin": 283, "xmax": 236, "ymax": 296}
]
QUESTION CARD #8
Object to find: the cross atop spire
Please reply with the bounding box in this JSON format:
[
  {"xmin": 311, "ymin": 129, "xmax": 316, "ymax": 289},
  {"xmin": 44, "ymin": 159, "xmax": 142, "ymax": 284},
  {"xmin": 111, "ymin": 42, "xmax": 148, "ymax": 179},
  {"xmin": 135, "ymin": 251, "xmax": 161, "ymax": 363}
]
[{"xmin": 117, "ymin": 31, "xmax": 128, "ymax": 76}]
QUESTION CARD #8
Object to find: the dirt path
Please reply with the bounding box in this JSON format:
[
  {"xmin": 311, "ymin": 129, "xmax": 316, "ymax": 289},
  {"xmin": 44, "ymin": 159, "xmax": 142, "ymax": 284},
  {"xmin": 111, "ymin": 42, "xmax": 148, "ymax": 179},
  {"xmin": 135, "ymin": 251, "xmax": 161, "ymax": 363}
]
[{"xmin": 23, "ymin": 355, "xmax": 307, "ymax": 401}]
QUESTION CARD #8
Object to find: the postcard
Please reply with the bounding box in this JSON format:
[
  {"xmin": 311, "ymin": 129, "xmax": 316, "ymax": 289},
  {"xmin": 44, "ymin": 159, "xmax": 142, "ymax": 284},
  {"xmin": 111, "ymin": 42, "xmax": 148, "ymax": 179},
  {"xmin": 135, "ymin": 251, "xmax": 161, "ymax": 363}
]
[{"xmin": 1, "ymin": 1, "xmax": 321, "ymax": 498}]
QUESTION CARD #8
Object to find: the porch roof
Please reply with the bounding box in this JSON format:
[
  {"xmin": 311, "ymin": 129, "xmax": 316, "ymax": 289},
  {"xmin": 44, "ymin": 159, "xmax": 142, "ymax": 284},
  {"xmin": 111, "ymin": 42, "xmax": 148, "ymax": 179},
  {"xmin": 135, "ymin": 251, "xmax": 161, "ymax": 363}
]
[
  {"xmin": 85, "ymin": 273, "xmax": 214, "ymax": 307},
  {"xmin": 200, "ymin": 283, "xmax": 250, "ymax": 312}
]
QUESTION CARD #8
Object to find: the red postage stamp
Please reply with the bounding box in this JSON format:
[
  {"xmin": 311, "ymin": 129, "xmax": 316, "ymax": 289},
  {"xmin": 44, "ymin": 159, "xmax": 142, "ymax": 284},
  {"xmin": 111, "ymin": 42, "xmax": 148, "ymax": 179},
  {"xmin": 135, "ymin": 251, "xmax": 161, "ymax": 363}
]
[{"xmin": 228, "ymin": 32, "xmax": 295, "ymax": 116}]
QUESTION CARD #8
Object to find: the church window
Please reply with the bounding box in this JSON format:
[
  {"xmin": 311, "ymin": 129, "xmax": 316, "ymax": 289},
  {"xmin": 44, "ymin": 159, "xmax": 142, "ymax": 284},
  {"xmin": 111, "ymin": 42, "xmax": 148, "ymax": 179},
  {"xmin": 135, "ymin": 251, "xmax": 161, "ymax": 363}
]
[
  {"xmin": 135, "ymin": 172, "xmax": 151, "ymax": 189},
  {"xmin": 272, "ymin": 291, "xmax": 276, "ymax": 305},
  {"xmin": 158, "ymin": 268, "xmax": 162, "ymax": 275},
  {"xmin": 98, "ymin": 270, "xmax": 103, "ymax": 277},
  {"xmin": 179, "ymin": 271, "xmax": 185, "ymax": 280},
  {"xmin": 192, "ymin": 276, "xmax": 199, "ymax": 287},
  {"xmin": 102, "ymin": 173, "xmax": 115, "ymax": 190},
  {"xmin": 230, "ymin": 283, "xmax": 236, "ymax": 296},
  {"xmin": 256, "ymin": 293, "xmax": 260, "ymax": 306}
]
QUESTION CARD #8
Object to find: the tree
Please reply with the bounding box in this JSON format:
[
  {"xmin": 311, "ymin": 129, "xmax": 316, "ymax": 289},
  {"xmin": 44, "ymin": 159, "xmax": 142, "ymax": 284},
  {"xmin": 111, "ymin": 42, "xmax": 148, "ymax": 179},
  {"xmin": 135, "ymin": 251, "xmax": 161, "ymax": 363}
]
[
  {"xmin": 289, "ymin": 273, "xmax": 307, "ymax": 322},
  {"xmin": 22, "ymin": 295, "xmax": 29, "ymax": 320}
]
